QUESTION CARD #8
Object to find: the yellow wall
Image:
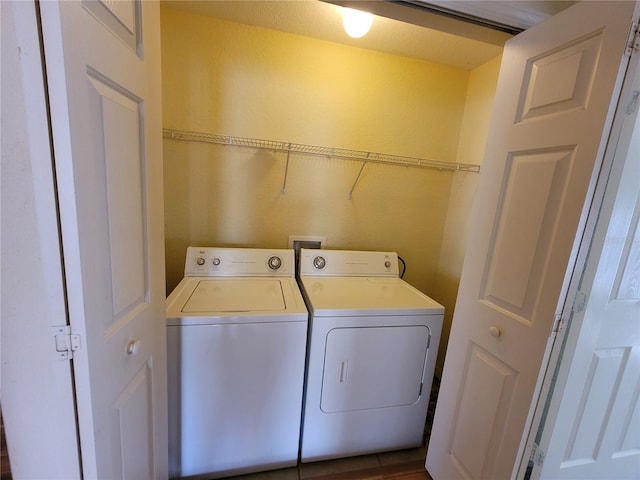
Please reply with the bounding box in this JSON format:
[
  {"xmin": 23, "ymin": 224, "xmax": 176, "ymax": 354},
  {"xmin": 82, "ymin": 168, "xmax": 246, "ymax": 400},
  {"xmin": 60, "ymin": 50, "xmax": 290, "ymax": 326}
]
[
  {"xmin": 161, "ymin": 8, "xmax": 467, "ymax": 159},
  {"xmin": 432, "ymin": 55, "xmax": 502, "ymax": 373},
  {"xmin": 161, "ymin": 7, "xmax": 475, "ymax": 302}
]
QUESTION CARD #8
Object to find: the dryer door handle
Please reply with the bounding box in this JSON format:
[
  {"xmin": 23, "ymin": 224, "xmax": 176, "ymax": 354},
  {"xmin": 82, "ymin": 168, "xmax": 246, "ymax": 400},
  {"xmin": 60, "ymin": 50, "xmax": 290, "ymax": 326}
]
[{"xmin": 338, "ymin": 361, "xmax": 348, "ymax": 383}]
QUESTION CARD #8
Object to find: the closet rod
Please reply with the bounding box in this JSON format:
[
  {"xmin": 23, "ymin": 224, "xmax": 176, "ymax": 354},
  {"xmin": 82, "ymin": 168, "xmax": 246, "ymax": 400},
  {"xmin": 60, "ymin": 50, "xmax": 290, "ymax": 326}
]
[{"xmin": 163, "ymin": 128, "xmax": 481, "ymax": 173}]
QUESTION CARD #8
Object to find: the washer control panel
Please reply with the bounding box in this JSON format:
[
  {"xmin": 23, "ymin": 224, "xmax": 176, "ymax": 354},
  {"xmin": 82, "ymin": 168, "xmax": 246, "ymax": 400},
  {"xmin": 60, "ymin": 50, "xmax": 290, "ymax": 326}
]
[
  {"xmin": 299, "ymin": 249, "xmax": 399, "ymax": 277},
  {"xmin": 185, "ymin": 247, "xmax": 295, "ymax": 277}
]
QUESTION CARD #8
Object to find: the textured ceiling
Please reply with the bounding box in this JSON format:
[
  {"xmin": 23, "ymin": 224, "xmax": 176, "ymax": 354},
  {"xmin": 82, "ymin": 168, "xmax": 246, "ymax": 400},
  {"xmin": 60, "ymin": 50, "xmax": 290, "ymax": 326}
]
[{"xmin": 160, "ymin": 1, "xmax": 571, "ymax": 70}]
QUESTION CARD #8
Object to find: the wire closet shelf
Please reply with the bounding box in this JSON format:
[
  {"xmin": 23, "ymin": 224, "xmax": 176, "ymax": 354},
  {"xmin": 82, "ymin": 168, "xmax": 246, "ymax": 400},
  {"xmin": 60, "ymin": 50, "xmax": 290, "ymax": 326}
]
[
  {"xmin": 163, "ymin": 128, "xmax": 481, "ymax": 197},
  {"xmin": 163, "ymin": 129, "xmax": 480, "ymax": 172}
]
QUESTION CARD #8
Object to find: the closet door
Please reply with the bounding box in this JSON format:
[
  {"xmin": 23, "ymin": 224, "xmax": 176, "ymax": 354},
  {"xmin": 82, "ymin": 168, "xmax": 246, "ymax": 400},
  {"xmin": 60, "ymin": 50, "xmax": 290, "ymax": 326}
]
[
  {"xmin": 538, "ymin": 56, "xmax": 640, "ymax": 480},
  {"xmin": 426, "ymin": 2, "xmax": 638, "ymax": 479},
  {"xmin": 1, "ymin": 1, "xmax": 80, "ymax": 477},
  {"xmin": 39, "ymin": 1, "xmax": 167, "ymax": 478}
]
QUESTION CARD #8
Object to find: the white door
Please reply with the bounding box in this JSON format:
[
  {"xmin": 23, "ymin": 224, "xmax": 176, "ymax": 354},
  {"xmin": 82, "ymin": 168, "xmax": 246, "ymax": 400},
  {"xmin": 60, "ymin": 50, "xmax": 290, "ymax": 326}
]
[
  {"xmin": 426, "ymin": 2, "xmax": 638, "ymax": 479},
  {"xmin": 535, "ymin": 53, "xmax": 640, "ymax": 479},
  {"xmin": 1, "ymin": 1, "xmax": 81, "ymax": 478},
  {"xmin": 39, "ymin": 1, "xmax": 167, "ymax": 478}
]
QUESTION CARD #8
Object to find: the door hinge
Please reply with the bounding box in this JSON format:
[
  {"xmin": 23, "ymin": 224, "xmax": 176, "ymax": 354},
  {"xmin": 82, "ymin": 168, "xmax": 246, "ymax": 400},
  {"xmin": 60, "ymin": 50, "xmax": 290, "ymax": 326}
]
[
  {"xmin": 552, "ymin": 314, "xmax": 566, "ymax": 335},
  {"xmin": 52, "ymin": 325, "xmax": 81, "ymax": 360},
  {"xmin": 529, "ymin": 442, "xmax": 545, "ymax": 468},
  {"xmin": 427, "ymin": 333, "xmax": 431, "ymax": 349},
  {"xmin": 626, "ymin": 22, "xmax": 639, "ymax": 57},
  {"xmin": 626, "ymin": 91, "xmax": 639, "ymax": 115},
  {"xmin": 572, "ymin": 291, "xmax": 587, "ymax": 314}
]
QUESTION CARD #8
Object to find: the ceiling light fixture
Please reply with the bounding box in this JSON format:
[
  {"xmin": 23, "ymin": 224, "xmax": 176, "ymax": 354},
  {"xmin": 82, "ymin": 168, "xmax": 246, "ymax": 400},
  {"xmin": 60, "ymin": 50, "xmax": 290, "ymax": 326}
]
[{"xmin": 342, "ymin": 7, "xmax": 373, "ymax": 39}]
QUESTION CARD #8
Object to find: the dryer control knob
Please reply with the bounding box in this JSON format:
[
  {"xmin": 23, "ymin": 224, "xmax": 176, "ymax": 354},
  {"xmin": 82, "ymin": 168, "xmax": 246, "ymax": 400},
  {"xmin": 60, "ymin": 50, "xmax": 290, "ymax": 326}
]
[
  {"xmin": 384, "ymin": 261, "xmax": 391, "ymax": 268},
  {"xmin": 267, "ymin": 256, "xmax": 282, "ymax": 270},
  {"xmin": 196, "ymin": 257, "xmax": 205, "ymax": 266},
  {"xmin": 313, "ymin": 256, "xmax": 326, "ymax": 270},
  {"xmin": 212, "ymin": 257, "xmax": 221, "ymax": 266}
]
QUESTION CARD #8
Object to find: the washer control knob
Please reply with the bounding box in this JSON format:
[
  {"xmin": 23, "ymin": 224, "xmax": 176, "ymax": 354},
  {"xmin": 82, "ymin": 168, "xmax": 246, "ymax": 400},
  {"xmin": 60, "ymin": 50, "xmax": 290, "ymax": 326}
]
[
  {"xmin": 196, "ymin": 257, "xmax": 205, "ymax": 266},
  {"xmin": 313, "ymin": 256, "xmax": 326, "ymax": 270},
  {"xmin": 384, "ymin": 261, "xmax": 391, "ymax": 268},
  {"xmin": 212, "ymin": 257, "xmax": 221, "ymax": 266},
  {"xmin": 267, "ymin": 256, "xmax": 282, "ymax": 270}
]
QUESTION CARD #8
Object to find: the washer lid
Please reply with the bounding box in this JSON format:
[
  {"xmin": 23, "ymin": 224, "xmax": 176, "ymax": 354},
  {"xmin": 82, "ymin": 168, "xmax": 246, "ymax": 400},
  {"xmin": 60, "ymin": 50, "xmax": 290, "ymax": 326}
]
[{"xmin": 182, "ymin": 279, "xmax": 286, "ymax": 313}]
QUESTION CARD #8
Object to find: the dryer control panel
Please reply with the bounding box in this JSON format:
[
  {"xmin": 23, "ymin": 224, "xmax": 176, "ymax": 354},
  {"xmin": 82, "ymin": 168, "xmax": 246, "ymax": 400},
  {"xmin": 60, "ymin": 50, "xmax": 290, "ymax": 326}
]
[
  {"xmin": 185, "ymin": 247, "xmax": 295, "ymax": 277},
  {"xmin": 299, "ymin": 249, "xmax": 399, "ymax": 277}
]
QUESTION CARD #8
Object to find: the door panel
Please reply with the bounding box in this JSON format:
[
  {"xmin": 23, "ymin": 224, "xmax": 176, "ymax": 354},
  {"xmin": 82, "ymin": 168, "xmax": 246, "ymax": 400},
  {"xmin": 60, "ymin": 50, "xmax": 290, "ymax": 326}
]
[
  {"xmin": 39, "ymin": 1, "xmax": 166, "ymax": 478},
  {"xmin": 482, "ymin": 147, "xmax": 574, "ymax": 316},
  {"xmin": 425, "ymin": 2, "xmax": 636, "ymax": 479},
  {"xmin": 615, "ymin": 199, "xmax": 640, "ymax": 300},
  {"xmin": 563, "ymin": 347, "xmax": 630, "ymax": 464},
  {"xmin": 449, "ymin": 345, "xmax": 518, "ymax": 479},
  {"xmin": 88, "ymin": 73, "xmax": 148, "ymax": 320},
  {"xmin": 83, "ymin": 0, "xmax": 140, "ymax": 52},
  {"xmin": 516, "ymin": 32, "xmax": 603, "ymax": 121},
  {"xmin": 113, "ymin": 363, "xmax": 153, "ymax": 480}
]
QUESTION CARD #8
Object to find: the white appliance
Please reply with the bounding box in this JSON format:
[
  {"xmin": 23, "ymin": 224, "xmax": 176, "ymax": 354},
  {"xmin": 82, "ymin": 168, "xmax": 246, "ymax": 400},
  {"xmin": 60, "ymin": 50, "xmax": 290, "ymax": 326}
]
[
  {"xmin": 298, "ymin": 248, "xmax": 444, "ymax": 462},
  {"xmin": 166, "ymin": 247, "xmax": 308, "ymax": 479}
]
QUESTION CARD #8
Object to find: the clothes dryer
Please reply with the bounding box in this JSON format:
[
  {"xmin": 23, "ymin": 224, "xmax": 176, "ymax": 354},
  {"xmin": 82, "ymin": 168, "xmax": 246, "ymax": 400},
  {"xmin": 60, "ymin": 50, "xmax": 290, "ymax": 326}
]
[
  {"xmin": 298, "ymin": 249, "xmax": 443, "ymax": 462},
  {"xmin": 166, "ymin": 247, "xmax": 308, "ymax": 479}
]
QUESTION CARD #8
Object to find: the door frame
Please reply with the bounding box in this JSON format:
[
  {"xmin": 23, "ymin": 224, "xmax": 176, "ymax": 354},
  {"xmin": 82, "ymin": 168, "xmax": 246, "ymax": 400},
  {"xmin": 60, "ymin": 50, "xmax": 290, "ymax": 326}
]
[{"xmin": 517, "ymin": 17, "xmax": 640, "ymax": 478}]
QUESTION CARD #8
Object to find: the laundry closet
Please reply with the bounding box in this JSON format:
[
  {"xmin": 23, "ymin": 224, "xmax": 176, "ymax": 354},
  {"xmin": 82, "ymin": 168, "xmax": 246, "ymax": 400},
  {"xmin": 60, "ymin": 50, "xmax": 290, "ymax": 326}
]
[
  {"xmin": 6, "ymin": 2, "xmax": 638, "ymax": 479},
  {"xmin": 159, "ymin": 2, "xmax": 503, "ymax": 372}
]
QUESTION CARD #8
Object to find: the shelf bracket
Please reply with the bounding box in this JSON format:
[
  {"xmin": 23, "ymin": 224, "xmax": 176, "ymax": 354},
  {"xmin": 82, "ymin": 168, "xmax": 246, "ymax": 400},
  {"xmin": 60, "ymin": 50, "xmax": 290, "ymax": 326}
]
[
  {"xmin": 281, "ymin": 144, "xmax": 292, "ymax": 194},
  {"xmin": 349, "ymin": 152, "xmax": 370, "ymax": 199}
]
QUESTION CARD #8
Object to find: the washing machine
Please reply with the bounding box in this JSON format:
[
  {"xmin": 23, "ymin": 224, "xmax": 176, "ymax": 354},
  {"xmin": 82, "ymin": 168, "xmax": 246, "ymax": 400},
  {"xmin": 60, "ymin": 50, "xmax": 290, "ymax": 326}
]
[
  {"xmin": 298, "ymin": 248, "xmax": 444, "ymax": 462},
  {"xmin": 166, "ymin": 247, "xmax": 308, "ymax": 479}
]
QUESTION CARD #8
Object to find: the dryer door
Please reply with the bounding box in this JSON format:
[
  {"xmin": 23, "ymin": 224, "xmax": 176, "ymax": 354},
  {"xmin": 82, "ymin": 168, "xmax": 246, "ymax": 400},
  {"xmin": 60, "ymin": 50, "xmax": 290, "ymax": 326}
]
[{"xmin": 321, "ymin": 325, "xmax": 430, "ymax": 413}]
